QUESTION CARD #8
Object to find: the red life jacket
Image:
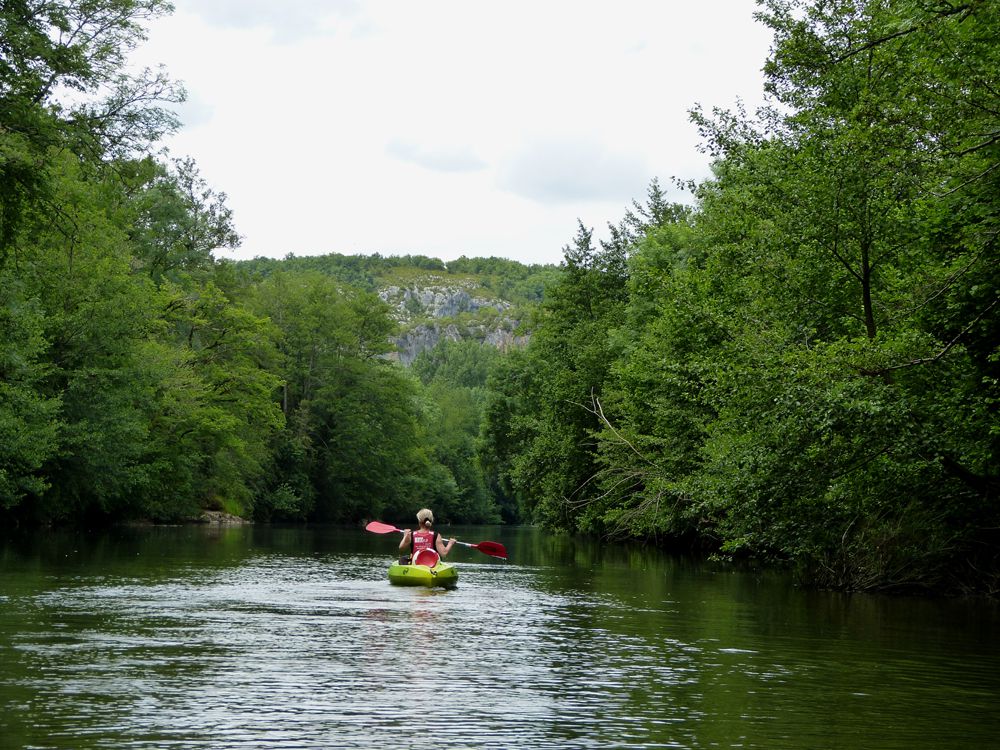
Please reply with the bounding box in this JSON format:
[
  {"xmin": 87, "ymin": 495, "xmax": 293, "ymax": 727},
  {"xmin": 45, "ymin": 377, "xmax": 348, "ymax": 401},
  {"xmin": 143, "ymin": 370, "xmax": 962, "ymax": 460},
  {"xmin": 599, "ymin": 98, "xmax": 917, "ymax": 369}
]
[{"xmin": 412, "ymin": 529, "xmax": 437, "ymax": 552}]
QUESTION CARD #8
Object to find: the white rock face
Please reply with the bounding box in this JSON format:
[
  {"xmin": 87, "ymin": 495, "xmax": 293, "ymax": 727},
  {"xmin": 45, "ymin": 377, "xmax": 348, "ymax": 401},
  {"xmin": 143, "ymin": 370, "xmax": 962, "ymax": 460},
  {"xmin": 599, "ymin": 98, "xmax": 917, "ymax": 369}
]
[
  {"xmin": 377, "ymin": 283, "xmax": 527, "ymax": 365},
  {"xmin": 378, "ymin": 284, "xmax": 511, "ymax": 320}
]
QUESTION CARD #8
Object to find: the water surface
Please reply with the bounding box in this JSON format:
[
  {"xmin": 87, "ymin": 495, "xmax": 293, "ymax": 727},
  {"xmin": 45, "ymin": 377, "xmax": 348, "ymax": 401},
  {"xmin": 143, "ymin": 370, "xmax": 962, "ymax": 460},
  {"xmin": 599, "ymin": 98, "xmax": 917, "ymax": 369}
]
[{"xmin": 1, "ymin": 525, "xmax": 997, "ymax": 749}]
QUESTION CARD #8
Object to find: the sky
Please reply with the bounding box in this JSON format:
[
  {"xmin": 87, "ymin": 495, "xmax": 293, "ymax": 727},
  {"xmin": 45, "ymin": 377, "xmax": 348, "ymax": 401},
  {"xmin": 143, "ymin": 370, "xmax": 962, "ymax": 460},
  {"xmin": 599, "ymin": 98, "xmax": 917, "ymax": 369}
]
[{"xmin": 133, "ymin": 0, "xmax": 774, "ymax": 267}]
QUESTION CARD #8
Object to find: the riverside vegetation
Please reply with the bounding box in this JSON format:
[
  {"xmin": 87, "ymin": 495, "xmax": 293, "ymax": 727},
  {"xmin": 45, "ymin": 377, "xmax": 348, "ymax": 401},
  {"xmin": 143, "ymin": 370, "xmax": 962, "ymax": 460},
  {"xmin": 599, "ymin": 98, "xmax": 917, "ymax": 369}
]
[{"xmin": 1, "ymin": 1, "xmax": 997, "ymax": 594}]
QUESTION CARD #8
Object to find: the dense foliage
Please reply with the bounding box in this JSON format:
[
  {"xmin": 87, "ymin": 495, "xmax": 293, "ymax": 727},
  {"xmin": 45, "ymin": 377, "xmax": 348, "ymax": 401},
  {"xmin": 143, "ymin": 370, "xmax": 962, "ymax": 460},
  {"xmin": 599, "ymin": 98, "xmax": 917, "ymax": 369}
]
[
  {"xmin": 0, "ymin": 0, "xmax": 505, "ymax": 527},
  {"xmin": 482, "ymin": 0, "xmax": 999, "ymax": 594}
]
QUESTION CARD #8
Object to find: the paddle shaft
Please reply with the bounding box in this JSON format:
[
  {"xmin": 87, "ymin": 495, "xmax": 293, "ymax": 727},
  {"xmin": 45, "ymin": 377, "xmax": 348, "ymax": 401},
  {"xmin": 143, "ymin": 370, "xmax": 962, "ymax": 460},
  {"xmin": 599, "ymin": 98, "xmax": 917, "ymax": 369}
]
[{"xmin": 365, "ymin": 521, "xmax": 507, "ymax": 559}]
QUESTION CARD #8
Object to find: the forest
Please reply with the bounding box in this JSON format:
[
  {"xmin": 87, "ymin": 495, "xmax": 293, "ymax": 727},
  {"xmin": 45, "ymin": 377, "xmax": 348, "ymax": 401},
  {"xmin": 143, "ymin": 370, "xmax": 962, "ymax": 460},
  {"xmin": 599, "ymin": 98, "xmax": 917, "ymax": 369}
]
[
  {"xmin": 2, "ymin": 0, "xmax": 997, "ymax": 594},
  {"xmin": 482, "ymin": 0, "xmax": 999, "ymax": 594},
  {"xmin": 0, "ymin": 0, "xmax": 519, "ymax": 529}
]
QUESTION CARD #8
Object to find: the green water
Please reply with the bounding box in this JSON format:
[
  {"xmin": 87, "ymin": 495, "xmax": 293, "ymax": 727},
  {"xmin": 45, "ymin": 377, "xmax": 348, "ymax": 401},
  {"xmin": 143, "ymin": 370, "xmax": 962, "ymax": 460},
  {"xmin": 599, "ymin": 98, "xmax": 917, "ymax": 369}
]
[{"xmin": 0, "ymin": 524, "xmax": 997, "ymax": 749}]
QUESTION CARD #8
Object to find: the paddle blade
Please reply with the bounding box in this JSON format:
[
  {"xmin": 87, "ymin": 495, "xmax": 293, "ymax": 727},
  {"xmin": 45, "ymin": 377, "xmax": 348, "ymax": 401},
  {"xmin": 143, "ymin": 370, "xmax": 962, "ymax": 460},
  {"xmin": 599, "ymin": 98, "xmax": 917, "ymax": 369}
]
[
  {"xmin": 365, "ymin": 521, "xmax": 401, "ymax": 534},
  {"xmin": 473, "ymin": 541, "xmax": 508, "ymax": 559}
]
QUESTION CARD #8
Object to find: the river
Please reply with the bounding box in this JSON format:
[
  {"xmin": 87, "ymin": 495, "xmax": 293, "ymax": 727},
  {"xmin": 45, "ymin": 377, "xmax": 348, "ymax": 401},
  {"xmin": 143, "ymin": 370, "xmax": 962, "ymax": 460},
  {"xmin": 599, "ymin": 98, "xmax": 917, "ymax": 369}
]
[{"xmin": 1, "ymin": 524, "xmax": 997, "ymax": 749}]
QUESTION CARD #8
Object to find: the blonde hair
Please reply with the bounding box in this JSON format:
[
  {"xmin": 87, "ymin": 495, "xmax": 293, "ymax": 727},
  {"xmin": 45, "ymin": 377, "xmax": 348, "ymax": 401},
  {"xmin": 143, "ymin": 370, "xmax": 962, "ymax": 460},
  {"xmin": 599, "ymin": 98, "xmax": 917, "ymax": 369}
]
[{"xmin": 416, "ymin": 508, "xmax": 434, "ymax": 526}]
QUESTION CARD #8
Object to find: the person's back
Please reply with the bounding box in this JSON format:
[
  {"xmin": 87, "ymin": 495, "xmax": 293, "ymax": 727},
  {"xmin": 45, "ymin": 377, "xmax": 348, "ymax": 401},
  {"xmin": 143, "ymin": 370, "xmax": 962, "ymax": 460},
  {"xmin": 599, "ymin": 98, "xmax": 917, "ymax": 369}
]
[{"xmin": 399, "ymin": 508, "xmax": 454, "ymax": 564}]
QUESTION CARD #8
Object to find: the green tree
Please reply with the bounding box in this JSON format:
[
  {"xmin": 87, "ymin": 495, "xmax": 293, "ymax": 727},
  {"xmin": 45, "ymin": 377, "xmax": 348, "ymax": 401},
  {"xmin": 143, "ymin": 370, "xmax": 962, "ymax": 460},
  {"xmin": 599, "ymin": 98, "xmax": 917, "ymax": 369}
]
[
  {"xmin": 411, "ymin": 338, "xmax": 501, "ymax": 390},
  {"xmin": 0, "ymin": 277, "xmax": 60, "ymax": 511},
  {"xmin": 480, "ymin": 347, "xmax": 541, "ymax": 523},
  {"xmin": 152, "ymin": 281, "xmax": 284, "ymax": 518},
  {"xmin": 1, "ymin": 150, "xmax": 279, "ymax": 523},
  {"xmin": 481, "ymin": 219, "xmax": 631, "ymax": 529},
  {"xmin": 249, "ymin": 271, "xmax": 438, "ymax": 522},
  {"xmin": 583, "ymin": 219, "xmax": 715, "ymax": 542},
  {"xmin": 0, "ymin": 1, "xmax": 295, "ymax": 526},
  {"xmin": 412, "ymin": 339, "xmax": 503, "ymax": 523},
  {"xmin": 0, "ymin": 0, "xmax": 181, "ymax": 260},
  {"xmin": 7, "ymin": 151, "xmax": 165, "ymax": 521},
  {"xmin": 673, "ymin": 0, "xmax": 1000, "ymax": 590},
  {"xmin": 128, "ymin": 156, "xmax": 241, "ymax": 283},
  {"xmin": 481, "ymin": 0, "xmax": 998, "ymax": 592}
]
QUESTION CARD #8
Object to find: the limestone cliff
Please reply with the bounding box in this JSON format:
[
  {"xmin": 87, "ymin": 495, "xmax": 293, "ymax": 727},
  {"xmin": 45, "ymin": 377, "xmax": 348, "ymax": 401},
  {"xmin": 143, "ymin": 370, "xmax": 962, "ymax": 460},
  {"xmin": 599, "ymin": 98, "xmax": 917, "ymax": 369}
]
[{"xmin": 378, "ymin": 279, "xmax": 529, "ymax": 365}]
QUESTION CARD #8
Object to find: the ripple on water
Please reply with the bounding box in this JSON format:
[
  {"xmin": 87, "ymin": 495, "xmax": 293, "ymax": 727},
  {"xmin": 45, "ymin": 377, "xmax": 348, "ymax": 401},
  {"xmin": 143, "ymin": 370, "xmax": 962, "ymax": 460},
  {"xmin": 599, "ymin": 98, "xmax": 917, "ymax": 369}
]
[{"xmin": 2, "ymin": 541, "xmax": 999, "ymax": 749}]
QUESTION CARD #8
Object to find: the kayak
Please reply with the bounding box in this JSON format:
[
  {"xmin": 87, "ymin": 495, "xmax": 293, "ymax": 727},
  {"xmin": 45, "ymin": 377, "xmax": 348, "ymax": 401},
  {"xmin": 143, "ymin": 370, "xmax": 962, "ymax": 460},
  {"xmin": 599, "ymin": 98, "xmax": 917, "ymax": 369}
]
[{"xmin": 387, "ymin": 560, "xmax": 458, "ymax": 588}]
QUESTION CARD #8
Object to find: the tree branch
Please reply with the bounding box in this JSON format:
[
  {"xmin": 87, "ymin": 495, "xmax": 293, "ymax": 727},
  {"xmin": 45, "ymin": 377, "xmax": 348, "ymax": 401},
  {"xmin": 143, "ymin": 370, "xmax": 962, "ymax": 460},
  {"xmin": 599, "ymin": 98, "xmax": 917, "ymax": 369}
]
[
  {"xmin": 930, "ymin": 161, "xmax": 1000, "ymax": 198},
  {"xmin": 578, "ymin": 392, "xmax": 659, "ymax": 468},
  {"xmin": 833, "ymin": 3, "xmax": 979, "ymax": 64},
  {"xmin": 864, "ymin": 295, "xmax": 1000, "ymax": 375}
]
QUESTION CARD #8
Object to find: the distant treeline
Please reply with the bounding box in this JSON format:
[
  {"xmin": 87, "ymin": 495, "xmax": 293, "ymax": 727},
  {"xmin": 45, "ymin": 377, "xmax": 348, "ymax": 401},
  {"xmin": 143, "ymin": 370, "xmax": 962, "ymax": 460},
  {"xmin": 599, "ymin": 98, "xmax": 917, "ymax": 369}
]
[{"xmin": 238, "ymin": 253, "xmax": 559, "ymax": 307}]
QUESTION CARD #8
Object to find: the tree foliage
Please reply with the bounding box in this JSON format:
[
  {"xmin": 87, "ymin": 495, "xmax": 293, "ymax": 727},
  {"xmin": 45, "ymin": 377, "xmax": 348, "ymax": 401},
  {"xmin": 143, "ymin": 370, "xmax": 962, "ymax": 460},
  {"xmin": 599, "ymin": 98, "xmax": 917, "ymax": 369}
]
[
  {"xmin": 482, "ymin": 1, "xmax": 999, "ymax": 594},
  {"xmin": 0, "ymin": 0, "xmax": 508, "ymax": 528},
  {"xmin": 0, "ymin": 0, "xmax": 181, "ymax": 260}
]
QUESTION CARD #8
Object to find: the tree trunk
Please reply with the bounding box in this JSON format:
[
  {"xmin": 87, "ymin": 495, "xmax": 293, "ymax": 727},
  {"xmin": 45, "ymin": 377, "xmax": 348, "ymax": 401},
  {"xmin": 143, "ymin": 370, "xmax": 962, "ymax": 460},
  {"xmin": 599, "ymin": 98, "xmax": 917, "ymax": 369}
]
[{"xmin": 861, "ymin": 238, "xmax": 877, "ymax": 340}]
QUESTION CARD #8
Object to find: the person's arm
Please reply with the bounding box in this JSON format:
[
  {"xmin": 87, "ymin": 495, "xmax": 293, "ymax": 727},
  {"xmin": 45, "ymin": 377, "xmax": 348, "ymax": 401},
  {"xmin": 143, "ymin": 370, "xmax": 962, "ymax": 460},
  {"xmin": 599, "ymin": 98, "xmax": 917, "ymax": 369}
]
[
  {"xmin": 437, "ymin": 534, "xmax": 455, "ymax": 557},
  {"xmin": 399, "ymin": 529, "xmax": 412, "ymax": 551}
]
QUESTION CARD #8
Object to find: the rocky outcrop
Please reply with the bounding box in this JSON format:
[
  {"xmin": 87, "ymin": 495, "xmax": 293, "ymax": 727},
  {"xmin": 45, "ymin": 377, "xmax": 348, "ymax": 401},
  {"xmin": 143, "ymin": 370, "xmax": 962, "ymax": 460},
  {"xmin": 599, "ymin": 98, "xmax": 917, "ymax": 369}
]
[
  {"xmin": 378, "ymin": 282, "xmax": 511, "ymax": 320},
  {"xmin": 378, "ymin": 282, "xmax": 528, "ymax": 365},
  {"xmin": 199, "ymin": 510, "xmax": 251, "ymax": 525},
  {"xmin": 391, "ymin": 322, "xmax": 529, "ymax": 365}
]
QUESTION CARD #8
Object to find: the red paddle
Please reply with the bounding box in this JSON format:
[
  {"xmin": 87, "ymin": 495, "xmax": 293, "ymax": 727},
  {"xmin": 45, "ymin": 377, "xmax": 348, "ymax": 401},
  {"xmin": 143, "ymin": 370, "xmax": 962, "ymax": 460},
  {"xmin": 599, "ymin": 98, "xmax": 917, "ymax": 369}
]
[{"xmin": 365, "ymin": 520, "xmax": 508, "ymax": 560}]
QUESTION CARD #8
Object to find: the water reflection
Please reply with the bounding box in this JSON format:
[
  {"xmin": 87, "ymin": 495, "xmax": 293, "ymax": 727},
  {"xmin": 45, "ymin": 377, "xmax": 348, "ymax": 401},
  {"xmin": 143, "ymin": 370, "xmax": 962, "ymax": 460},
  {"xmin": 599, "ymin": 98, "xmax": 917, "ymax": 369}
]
[{"xmin": 0, "ymin": 525, "xmax": 998, "ymax": 749}]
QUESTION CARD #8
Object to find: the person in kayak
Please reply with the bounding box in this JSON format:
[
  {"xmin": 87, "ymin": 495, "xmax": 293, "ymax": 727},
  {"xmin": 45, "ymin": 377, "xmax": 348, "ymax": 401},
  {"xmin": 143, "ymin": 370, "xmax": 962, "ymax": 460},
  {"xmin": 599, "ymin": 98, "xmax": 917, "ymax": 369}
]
[{"xmin": 399, "ymin": 508, "xmax": 455, "ymax": 565}]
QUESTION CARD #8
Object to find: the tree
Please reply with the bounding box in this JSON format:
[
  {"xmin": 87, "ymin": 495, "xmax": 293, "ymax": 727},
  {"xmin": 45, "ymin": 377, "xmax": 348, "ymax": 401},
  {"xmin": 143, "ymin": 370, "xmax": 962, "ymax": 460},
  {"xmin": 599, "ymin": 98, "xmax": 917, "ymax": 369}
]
[
  {"xmin": 128, "ymin": 156, "xmax": 241, "ymax": 283},
  {"xmin": 152, "ymin": 281, "xmax": 284, "ymax": 518},
  {"xmin": 412, "ymin": 340, "xmax": 503, "ymax": 523},
  {"xmin": 248, "ymin": 271, "xmax": 437, "ymax": 522},
  {"xmin": 8, "ymin": 151, "xmax": 167, "ymax": 521},
  {"xmin": 0, "ymin": 276, "xmax": 60, "ymax": 511},
  {"xmin": 672, "ymin": 0, "xmax": 1000, "ymax": 590},
  {"xmin": 481, "ymin": 216, "xmax": 632, "ymax": 528},
  {"xmin": 480, "ymin": 0, "xmax": 999, "ymax": 592},
  {"xmin": 584, "ymin": 218, "xmax": 714, "ymax": 542},
  {"xmin": 0, "ymin": 0, "xmax": 182, "ymax": 261}
]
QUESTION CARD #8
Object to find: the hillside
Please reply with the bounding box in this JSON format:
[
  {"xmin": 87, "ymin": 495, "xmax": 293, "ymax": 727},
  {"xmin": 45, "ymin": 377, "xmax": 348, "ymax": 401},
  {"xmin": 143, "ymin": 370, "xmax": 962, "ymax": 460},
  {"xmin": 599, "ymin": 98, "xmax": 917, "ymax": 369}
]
[{"xmin": 236, "ymin": 253, "xmax": 559, "ymax": 363}]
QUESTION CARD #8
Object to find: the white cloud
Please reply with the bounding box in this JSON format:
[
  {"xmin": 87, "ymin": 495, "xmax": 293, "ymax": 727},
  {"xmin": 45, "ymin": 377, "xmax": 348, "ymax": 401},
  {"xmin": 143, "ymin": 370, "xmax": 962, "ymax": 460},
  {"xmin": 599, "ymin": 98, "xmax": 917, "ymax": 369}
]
[
  {"xmin": 171, "ymin": 87, "xmax": 214, "ymax": 130},
  {"xmin": 499, "ymin": 137, "xmax": 649, "ymax": 205},
  {"xmin": 133, "ymin": 0, "xmax": 774, "ymax": 266},
  {"xmin": 386, "ymin": 140, "xmax": 487, "ymax": 174},
  {"xmin": 183, "ymin": 0, "xmax": 362, "ymax": 42}
]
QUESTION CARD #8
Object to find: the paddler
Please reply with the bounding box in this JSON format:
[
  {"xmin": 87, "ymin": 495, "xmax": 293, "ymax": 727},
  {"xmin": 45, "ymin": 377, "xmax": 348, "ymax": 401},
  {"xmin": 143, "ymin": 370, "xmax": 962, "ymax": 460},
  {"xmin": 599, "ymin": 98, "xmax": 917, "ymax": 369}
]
[{"xmin": 399, "ymin": 508, "xmax": 455, "ymax": 565}]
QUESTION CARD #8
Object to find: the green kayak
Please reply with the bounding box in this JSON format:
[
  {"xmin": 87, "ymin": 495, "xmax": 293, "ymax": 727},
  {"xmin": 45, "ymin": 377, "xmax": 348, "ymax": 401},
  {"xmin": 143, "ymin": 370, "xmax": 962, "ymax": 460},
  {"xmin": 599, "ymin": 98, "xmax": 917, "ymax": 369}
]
[{"xmin": 387, "ymin": 559, "xmax": 458, "ymax": 588}]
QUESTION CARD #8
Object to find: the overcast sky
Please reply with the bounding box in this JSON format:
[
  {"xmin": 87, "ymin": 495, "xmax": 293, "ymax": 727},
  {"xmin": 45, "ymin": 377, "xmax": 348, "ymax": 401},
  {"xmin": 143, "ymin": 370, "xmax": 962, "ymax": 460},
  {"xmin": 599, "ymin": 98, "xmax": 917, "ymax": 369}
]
[{"xmin": 134, "ymin": 0, "xmax": 774, "ymax": 267}]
